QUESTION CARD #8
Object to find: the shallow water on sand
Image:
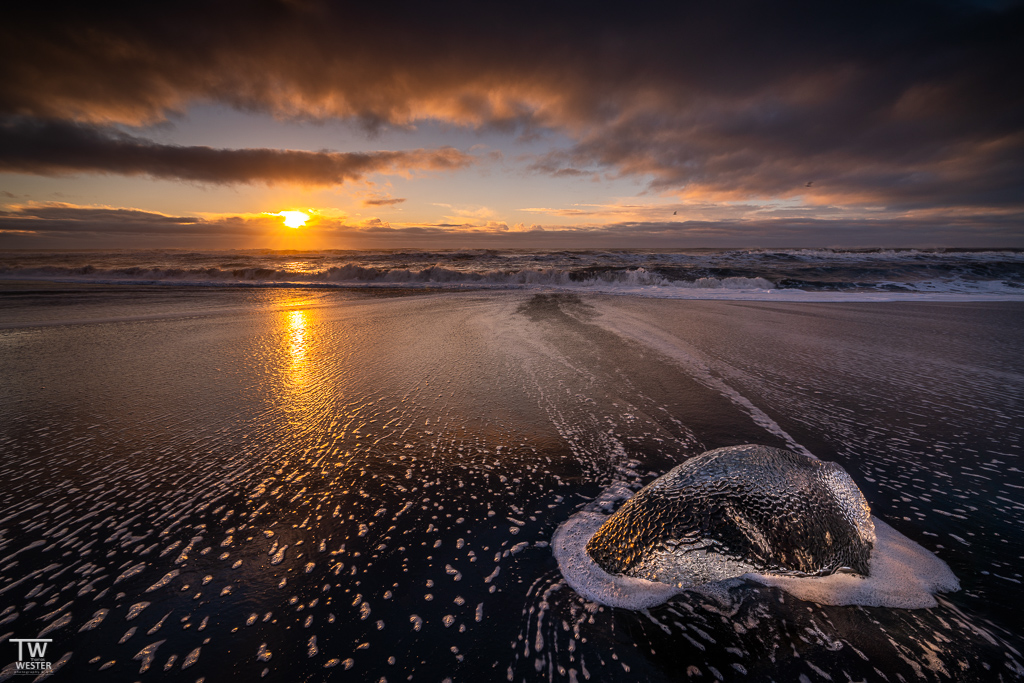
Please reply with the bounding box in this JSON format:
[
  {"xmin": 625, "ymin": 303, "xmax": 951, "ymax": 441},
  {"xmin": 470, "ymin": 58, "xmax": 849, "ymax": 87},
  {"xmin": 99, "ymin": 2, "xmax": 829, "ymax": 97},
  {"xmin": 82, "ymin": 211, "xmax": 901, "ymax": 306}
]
[{"xmin": 1, "ymin": 288, "xmax": 1022, "ymax": 681}]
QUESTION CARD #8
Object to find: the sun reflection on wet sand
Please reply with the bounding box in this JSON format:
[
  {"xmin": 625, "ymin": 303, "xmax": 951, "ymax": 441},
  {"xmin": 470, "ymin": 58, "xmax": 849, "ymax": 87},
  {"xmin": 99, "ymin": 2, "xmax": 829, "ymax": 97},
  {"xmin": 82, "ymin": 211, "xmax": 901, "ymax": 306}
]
[
  {"xmin": 287, "ymin": 308, "xmax": 308, "ymax": 369},
  {"xmin": 278, "ymin": 303, "xmax": 323, "ymax": 429}
]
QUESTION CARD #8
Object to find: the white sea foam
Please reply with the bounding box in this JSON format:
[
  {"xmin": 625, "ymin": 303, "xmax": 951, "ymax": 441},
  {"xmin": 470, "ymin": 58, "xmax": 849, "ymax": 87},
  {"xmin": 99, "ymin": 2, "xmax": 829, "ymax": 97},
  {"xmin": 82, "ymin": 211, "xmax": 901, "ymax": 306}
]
[
  {"xmin": 746, "ymin": 517, "xmax": 960, "ymax": 608},
  {"xmin": 554, "ymin": 501, "xmax": 959, "ymax": 610},
  {"xmin": 4, "ymin": 249, "xmax": 1024, "ymax": 301},
  {"xmin": 552, "ymin": 509, "xmax": 683, "ymax": 610},
  {"xmin": 588, "ymin": 306, "xmax": 813, "ymax": 456}
]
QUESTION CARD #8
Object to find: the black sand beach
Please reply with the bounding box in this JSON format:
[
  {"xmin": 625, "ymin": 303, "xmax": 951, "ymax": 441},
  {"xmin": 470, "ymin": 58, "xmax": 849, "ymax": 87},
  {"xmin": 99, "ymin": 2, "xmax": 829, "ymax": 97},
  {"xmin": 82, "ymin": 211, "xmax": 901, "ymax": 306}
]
[{"xmin": 1, "ymin": 287, "xmax": 1022, "ymax": 681}]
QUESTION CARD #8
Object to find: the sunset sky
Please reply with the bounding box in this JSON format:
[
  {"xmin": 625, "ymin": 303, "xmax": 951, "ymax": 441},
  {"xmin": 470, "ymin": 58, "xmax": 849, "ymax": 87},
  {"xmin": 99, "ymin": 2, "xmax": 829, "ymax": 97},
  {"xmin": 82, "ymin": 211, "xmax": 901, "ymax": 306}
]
[{"xmin": 1, "ymin": 0, "xmax": 1022, "ymax": 249}]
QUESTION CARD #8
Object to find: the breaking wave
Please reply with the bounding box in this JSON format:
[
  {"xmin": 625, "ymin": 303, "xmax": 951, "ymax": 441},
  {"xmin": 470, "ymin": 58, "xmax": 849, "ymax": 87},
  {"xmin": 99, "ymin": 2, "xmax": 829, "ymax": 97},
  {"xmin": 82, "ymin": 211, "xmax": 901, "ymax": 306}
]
[
  {"xmin": 3, "ymin": 247, "xmax": 1023, "ymax": 298},
  {"xmin": 0, "ymin": 263, "xmax": 775, "ymax": 291}
]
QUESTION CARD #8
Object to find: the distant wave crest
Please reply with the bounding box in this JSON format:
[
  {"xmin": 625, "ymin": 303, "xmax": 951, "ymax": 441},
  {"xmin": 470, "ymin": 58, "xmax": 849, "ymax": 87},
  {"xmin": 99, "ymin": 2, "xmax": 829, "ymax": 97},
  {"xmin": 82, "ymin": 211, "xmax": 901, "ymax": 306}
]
[
  {"xmin": 3, "ymin": 247, "xmax": 1022, "ymax": 299},
  {"xmin": 0, "ymin": 263, "xmax": 775, "ymax": 291}
]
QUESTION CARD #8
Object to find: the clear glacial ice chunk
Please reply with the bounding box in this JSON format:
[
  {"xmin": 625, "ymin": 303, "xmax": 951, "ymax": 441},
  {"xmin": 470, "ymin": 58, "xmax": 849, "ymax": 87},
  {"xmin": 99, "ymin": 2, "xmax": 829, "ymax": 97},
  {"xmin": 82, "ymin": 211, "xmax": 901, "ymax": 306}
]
[{"xmin": 585, "ymin": 445, "xmax": 875, "ymax": 588}]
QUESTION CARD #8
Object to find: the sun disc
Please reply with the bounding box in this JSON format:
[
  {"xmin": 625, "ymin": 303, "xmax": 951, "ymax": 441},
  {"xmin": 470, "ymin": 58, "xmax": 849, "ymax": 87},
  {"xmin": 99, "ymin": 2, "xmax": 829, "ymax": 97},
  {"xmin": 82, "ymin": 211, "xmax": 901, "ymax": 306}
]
[{"xmin": 278, "ymin": 211, "xmax": 309, "ymax": 228}]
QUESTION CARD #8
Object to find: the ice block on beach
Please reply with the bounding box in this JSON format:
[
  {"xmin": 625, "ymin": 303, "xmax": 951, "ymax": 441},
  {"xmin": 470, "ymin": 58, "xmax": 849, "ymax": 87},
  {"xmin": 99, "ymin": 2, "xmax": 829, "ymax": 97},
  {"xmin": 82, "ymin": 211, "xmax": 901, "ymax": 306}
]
[{"xmin": 585, "ymin": 445, "xmax": 876, "ymax": 587}]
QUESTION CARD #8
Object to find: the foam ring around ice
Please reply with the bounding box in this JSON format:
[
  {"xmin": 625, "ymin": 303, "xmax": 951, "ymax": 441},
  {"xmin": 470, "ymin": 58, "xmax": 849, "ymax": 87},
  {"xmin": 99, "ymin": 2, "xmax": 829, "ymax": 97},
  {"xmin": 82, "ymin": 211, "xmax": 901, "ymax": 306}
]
[{"xmin": 554, "ymin": 445, "xmax": 960, "ymax": 610}]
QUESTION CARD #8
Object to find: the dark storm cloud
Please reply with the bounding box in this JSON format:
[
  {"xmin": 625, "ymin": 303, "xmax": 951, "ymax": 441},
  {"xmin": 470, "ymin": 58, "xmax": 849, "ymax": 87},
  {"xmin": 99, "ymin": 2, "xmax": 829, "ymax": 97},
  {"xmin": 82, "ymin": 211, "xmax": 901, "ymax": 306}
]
[
  {"xmin": 0, "ymin": 117, "xmax": 473, "ymax": 185},
  {"xmin": 0, "ymin": 0, "xmax": 1022, "ymax": 211},
  {"xmin": 1, "ymin": 204, "xmax": 201, "ymax": 225},
  {"xmin": 0, "ymin": 204, "xmax": 251, "ymax": 236}
]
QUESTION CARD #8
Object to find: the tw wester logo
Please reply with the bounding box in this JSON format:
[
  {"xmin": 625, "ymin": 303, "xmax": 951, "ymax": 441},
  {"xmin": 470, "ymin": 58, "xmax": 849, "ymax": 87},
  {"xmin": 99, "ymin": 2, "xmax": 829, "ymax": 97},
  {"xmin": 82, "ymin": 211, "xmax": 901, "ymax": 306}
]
[{"xmin": 8, "ymin": 639, "xmax": 52, "ymax": 676}]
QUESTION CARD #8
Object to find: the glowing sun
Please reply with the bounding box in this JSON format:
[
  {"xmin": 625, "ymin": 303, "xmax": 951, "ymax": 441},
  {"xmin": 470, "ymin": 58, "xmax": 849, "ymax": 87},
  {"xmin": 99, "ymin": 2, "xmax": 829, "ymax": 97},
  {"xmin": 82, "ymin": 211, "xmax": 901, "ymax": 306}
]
[{"xmin": 272, "ymin": 211, "xmax": 310, "ymax": 228}]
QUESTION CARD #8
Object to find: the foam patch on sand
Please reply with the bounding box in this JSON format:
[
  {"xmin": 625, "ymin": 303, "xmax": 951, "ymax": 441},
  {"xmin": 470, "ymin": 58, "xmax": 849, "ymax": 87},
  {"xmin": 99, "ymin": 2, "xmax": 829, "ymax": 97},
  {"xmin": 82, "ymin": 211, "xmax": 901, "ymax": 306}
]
[
  {"xmin": 554, "ymin": 506, "xmax": 959, "ymax": 610},
  {"xmin": 552, "ymin": 509, "xmax": 683, "ymax": 609}
]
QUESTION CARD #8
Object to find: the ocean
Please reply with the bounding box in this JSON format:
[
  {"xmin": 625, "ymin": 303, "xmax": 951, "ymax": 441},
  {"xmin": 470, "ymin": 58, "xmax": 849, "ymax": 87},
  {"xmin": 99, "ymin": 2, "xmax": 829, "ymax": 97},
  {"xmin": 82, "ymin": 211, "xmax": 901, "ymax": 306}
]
[
  {"xmin": 1, "ymin": 248, "xmax": 1023, "ymax": 299},
  {"xmin": 1, "ymin": 249, "xmax": 1023, "ymax": 682}
]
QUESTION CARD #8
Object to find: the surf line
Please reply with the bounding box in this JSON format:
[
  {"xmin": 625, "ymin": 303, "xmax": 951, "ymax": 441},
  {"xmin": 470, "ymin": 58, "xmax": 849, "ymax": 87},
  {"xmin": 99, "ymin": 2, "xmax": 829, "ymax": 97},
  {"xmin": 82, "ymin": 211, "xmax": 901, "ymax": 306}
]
[{"xmin": 590, "ymin": 304, "xmax": 812, "ymax": 458}]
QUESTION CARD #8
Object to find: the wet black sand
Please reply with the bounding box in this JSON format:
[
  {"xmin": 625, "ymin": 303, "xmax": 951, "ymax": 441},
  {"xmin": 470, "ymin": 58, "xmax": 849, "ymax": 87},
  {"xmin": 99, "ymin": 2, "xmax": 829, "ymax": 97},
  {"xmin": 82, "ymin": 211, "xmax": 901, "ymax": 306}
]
[{"xmin": 1, "ymin": 288, "xmax": 1022, "ymax": 681}]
